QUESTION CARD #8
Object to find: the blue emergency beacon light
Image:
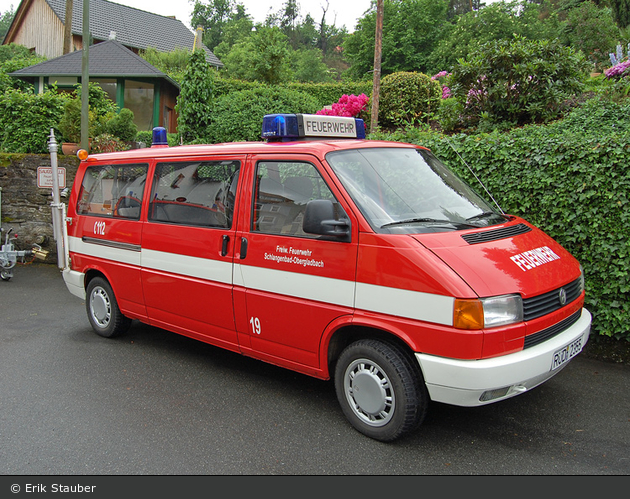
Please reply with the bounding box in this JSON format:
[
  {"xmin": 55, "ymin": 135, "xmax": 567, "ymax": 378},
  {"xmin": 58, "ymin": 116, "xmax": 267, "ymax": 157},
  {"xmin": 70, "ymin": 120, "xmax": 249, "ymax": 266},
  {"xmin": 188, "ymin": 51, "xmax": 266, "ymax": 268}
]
[
  {"xmin": 151, "ymin": 127, "xmax": 169, "ymax": 148},
  {"xmin": 262, "ymin": 114, "xmax": 366, "ymax": 142}
]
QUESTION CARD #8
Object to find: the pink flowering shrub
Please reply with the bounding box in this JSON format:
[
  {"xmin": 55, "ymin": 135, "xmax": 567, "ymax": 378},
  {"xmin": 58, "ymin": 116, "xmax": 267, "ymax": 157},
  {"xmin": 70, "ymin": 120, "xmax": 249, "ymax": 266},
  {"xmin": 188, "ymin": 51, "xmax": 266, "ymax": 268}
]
[
  {"xmin": 431, "ymin": 71, "xmax": 452, "ymax": 99},
  {"xmin": 316, "ymin": 93, "xmax": 369, "ymax": 117}
]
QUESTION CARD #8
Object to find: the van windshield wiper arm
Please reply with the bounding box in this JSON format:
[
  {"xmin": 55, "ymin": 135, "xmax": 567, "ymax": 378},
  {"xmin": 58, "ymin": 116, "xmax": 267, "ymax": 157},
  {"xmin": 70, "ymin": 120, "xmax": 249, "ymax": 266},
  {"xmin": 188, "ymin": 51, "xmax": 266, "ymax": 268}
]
[
  {"xmin": 381, "ymin": 218, "xmax": 479, "ymax": 229},
  {"xmin": 466, "ymin": 211, "xmax": 508, "ymax": 223}
]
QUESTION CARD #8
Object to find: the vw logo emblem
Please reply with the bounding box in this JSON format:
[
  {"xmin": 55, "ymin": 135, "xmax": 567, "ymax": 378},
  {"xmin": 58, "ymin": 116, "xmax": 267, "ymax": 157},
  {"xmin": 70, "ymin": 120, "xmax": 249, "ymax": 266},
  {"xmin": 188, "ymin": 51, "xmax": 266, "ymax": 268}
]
[{"xmin": 558, "ymin": 288, "xmax": 567, "ymax": 306}]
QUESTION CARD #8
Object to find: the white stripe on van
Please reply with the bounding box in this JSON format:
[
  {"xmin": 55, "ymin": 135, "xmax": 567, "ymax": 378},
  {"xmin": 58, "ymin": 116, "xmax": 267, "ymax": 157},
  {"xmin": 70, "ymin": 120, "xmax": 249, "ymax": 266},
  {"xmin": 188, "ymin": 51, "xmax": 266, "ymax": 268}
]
[
  {"xmin": 234, "ymin": 263, "xmax": 355, "ymax": 308},
  {"xmin": 69, "ymin": 236, "xmax": 141, "ymax": 267},
  {"xmin": 355, "ymin": 282, "xmax": 454, "ymax": 326},
  {"xmin": 70, "ymin": 236, "xmax": 454, "ymax": 326},
  {"xmin": 143, "ymin": 248, "xmax": 233, "ymax": 284}
]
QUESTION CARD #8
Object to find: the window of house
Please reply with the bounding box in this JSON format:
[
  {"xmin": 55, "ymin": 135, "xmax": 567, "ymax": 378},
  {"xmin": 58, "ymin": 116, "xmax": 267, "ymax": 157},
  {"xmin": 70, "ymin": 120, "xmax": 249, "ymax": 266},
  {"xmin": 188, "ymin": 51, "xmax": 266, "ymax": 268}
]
[{"xmin": 124, "ymin": 80, "xmax": 154, "ymax": 131}]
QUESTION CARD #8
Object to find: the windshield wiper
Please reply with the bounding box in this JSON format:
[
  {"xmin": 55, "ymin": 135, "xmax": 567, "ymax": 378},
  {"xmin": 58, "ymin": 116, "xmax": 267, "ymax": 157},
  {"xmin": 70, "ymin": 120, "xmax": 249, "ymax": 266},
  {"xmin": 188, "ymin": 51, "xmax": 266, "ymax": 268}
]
[
  {"xmin": 381, "ymin": 217, "xmax": 479, "ymax": 229},
  {"xmin": 466, "ymin": 211, "xmax": 507, "ymax": 223}
]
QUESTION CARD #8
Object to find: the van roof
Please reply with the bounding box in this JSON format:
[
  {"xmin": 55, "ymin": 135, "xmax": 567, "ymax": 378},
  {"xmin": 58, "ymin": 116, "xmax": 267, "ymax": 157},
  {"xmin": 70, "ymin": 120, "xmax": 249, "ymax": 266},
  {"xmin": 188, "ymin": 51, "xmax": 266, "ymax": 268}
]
[{"xmin": 81, "ymin": 139, "xmax": 425, "ymax": 162}]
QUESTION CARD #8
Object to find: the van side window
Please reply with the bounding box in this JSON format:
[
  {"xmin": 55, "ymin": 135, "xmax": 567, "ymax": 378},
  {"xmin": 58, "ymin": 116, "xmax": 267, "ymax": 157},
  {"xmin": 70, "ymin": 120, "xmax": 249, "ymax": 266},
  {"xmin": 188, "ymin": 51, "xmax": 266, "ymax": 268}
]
[
  {"xmin": 149, "ymin": 161, "xmax": 240, "ymax": 229},
  {"xmin": 77, "ymin": 164, "xmax": 148, "ymax": 219},
  {"xmin": 253, "ymin": 161, "xmax": 344, "ymax": 236}
]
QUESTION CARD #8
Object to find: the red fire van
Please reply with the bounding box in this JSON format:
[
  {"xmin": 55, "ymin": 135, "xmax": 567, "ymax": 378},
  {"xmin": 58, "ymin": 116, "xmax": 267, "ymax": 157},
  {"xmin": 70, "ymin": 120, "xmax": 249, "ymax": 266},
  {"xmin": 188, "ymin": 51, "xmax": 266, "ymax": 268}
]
[{"xmin": 60, "ymin": 114, "xmax": 591, "ymax": 441}]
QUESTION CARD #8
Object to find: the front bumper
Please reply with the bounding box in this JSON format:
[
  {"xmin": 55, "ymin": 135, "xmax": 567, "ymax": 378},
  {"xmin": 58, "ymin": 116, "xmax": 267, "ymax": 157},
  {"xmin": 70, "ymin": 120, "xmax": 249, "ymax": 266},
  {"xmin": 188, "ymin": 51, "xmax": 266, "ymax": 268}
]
[{"xmin": 415, "ymin": 308, "xmax": 592, "ymax": 407}]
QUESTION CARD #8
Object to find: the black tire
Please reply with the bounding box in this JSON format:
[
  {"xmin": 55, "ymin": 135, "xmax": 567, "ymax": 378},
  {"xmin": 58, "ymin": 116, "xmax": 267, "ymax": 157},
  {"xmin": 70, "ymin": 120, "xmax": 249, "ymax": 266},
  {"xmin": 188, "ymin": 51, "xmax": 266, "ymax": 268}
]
[
  {"xmin": 334, "ymin": 339, "xmax": 429, "ymax": 442},
  {"xmin": 85, "ymin": 277, "xmax": 131, "ymax": 338}
]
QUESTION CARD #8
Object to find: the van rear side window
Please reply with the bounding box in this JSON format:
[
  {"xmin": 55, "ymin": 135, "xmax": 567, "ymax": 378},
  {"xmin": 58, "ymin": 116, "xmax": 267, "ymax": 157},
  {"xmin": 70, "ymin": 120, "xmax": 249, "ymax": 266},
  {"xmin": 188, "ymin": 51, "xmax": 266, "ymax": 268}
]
[
  {"xmin": 77, "ymin": 164, "xmax": 149, "ymax": 219},
  {"xmin": 149, "ymin": 161, "xmax": 240, "ymax": 229}
]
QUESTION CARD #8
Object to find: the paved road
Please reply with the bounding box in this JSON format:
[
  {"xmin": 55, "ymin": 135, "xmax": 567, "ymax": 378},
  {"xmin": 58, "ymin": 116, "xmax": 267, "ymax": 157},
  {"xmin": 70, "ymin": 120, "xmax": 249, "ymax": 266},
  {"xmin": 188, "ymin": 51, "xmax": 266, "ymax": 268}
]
[{"xmin": 1, "ymin": 263, "xmax": 629, "ymax": 475}]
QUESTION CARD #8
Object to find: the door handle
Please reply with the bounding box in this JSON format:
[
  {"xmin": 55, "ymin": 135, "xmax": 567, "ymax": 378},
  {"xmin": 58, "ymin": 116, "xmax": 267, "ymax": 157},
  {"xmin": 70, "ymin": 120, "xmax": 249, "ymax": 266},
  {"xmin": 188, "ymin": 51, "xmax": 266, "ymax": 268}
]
[
  {"xmin": 221, "ymin": 235, "xmax": 229, "ymax": 256},
  {"xmin": 240, "ymin": 237, "xmax": 248, "ymax": 259}
]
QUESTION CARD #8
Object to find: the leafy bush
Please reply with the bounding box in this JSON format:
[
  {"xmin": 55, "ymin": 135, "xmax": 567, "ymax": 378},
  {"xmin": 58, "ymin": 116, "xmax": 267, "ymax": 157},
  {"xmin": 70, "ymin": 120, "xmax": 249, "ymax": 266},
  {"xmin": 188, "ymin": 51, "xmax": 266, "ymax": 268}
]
[
  {"xmin": 449, "ymin": 36, "xmax": 589, "ymax": 129},
  {"xmin": 139, "ymin": 47, "xmax": 190, "ymax": 83},
  {"xmin": 90, "ymin": 133, "xmax": 131, "ymax": 153},
  {"xmin": 207, "ymin": 86, "xmax": 320, "ymax": 143},
  {"xmin": 377, "ymin": 71, "xmax": 442, "ymax": 129},
  {"xmin": 0, "ymin": 89, "xmax": 69, "ymax": 153},
  {"xmin": 436, "ymin": 97, "xmax": 464, "ymax": 133},
  {"xmin": 0, "ymin": 56, "xmax": 47, "ymax": 93},
  {"xmin": 105, "ymin": 108, "xmax": 137, "ymax": 142},
  {"xmin": 58, "ymin": 83, "xmax": 118, "ymax": 143}
]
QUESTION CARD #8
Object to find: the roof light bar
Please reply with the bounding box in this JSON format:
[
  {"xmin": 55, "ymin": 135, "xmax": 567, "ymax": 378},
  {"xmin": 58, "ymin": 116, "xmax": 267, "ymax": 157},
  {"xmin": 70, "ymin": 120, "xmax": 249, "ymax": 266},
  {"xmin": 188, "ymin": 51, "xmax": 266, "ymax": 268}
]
[{"xmin": 262, "ymin": 114, "xmax": 366, "ymax": 141}]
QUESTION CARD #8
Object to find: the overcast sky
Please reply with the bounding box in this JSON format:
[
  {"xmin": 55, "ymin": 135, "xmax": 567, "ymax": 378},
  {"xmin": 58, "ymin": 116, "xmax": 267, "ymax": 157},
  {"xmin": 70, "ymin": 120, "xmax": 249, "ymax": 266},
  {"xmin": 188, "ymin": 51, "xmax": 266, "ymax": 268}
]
[{"xmin": 0, "ymin": 0, "xmax": 374, "ymax": 33}]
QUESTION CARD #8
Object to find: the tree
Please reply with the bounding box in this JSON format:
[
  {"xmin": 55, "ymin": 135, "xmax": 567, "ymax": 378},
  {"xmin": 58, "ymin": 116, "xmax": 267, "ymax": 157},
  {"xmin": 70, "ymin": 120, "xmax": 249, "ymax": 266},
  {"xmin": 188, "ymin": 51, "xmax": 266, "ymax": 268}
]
[
  {"xmin": 0, "ymin": 44, "xmax": 47, "ymax": 93},
  {"xmin": 430, "ymin": 1, "xmax": 561, "ymax": 73},
  {"xmin": 560, "ymin": 1, "xmax": 620, "ymax": 70},
  {"xmin": 611, "ymin": 0, "xmax": 630, "ymax": 29},
  {"xmin": 291, "ymin": 48, "xmax": 335, "ymax": 82},
  {"xmin": 0, "ymin": 6, "xmax": 15, "ymax": 41},
  {"xmin": 139, "ymin": 47, "xmax": 192, "ymax": 83},
  {"xmin": 175, "ymin": 50, "xmax": 214, "ymax": 143},
  {"xmin": 63, "ymin": 0, "xmax": 73, "ymax": 54},
  {"xmin": 249, "ymin": 26, "xmax": 293, "ymax": 84},
  {"xmin": 191, "ymin": 0, "xmax": 244, "ymax": 51},
  {"xmin": 212, "ymin": 11, "xmax": 255, "ymax": 60},
  {"xmin": 343, "ymin": 0, "xmax": 450, "ymax": 79}
]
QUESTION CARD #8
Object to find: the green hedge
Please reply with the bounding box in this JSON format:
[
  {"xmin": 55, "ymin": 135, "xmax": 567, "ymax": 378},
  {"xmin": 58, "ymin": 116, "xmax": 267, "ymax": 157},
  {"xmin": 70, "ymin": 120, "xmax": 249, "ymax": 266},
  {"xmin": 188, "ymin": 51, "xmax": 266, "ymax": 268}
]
[
  {"xmin": 207, "ymin": 86, "xmax": 321, "ymax": 143},
  {"xmin": 371, "ymin": 119, "xmax": 630, "ymax": 342},
  {"xmin": 212, "ymin": 77, "xmax": 372, "ymax": 109}
]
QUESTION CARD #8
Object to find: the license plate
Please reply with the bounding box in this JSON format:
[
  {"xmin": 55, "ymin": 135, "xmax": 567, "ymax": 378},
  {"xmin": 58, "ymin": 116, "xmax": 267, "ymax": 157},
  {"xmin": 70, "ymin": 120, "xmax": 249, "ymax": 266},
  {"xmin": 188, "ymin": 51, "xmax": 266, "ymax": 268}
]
[{"xmin": 551, "ymin": 336, "xmax": 584, "ymax": 371}]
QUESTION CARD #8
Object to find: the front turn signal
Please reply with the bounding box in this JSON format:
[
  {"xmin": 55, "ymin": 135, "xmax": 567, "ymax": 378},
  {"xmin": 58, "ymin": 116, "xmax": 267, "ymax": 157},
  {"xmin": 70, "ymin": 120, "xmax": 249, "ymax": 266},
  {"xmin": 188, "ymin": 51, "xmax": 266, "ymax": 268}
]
[{"xmin": 453, "ymin": 298, "xmax": 484, "ymax": 330}]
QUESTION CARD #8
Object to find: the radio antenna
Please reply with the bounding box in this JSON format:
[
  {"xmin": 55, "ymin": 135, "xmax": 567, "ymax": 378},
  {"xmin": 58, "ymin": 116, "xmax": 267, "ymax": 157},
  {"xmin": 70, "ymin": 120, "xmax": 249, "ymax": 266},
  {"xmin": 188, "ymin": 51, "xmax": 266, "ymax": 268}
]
[{"xmin": 445, "ymin": 137, "xmax": 505, "ymax": 215}]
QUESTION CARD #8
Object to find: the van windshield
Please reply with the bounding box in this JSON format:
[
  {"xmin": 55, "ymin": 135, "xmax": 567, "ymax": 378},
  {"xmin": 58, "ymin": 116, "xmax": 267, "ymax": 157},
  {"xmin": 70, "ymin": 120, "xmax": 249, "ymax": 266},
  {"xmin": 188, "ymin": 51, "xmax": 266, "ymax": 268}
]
[{"xmin": 326, "ymin": 147, "xmax": 506, "ymax": 233}]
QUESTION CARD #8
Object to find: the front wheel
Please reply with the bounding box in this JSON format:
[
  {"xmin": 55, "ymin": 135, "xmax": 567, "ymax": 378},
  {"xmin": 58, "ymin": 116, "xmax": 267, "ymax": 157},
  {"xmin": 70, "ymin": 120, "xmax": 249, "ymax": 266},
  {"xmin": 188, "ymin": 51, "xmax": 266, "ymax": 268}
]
[
  {"xmin": 334, "ymin": 339, "xmax": 429, "ymax": 441},
  {"xmin": 86, "ymin": 277, "xmax": 131, "ymax": 338}
]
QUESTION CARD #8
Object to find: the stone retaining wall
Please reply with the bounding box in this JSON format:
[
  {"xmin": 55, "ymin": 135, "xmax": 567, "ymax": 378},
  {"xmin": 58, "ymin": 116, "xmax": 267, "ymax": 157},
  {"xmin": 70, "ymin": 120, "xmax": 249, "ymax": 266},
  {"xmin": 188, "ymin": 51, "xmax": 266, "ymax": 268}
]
[{"xmin": 0, "ymin": 154, "xmax": 79, "ymax": 265}]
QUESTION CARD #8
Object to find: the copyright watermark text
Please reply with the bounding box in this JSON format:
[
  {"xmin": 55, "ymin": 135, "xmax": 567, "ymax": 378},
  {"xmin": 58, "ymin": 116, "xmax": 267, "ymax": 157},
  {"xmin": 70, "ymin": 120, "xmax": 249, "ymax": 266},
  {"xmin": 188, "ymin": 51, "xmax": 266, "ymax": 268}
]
[{"xmin": 11, "ymin": 484, "xmax": 96, "ymax": 494}]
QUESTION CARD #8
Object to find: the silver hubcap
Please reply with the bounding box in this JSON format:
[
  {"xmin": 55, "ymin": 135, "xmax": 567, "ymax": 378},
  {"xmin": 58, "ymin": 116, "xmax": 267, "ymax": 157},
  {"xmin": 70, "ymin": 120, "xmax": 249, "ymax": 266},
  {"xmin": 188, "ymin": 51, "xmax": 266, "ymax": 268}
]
[
  {"xmin": 90, "ymin": 286, "xmax": 111, "ymax": 328},
  {"xmin": 344, "ymin": 358, "xmax": 395, "ymax": 427}
]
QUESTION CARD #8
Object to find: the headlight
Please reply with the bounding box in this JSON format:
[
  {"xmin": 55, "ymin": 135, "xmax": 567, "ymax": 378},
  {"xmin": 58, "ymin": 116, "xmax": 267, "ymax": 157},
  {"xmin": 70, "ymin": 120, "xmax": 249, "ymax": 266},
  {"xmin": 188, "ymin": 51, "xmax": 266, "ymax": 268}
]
[
  {"xmin": 454, "ymin": 294, "xmax": 523, "ymax": 329},
  {"xmin": 578, "ymin": 265, "xmax": 585, "ymax": 295}
]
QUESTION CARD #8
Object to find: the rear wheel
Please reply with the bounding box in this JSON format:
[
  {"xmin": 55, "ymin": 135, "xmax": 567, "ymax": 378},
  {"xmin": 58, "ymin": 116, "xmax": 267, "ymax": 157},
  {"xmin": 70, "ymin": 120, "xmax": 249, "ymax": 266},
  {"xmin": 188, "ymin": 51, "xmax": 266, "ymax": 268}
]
[
  {"xmin": 86, "ymin": 277, "xmax": 131, "ymax": 338},
  {"xmin": 334, "ymin": 339, "xmax": 428, "ymax": 441}
]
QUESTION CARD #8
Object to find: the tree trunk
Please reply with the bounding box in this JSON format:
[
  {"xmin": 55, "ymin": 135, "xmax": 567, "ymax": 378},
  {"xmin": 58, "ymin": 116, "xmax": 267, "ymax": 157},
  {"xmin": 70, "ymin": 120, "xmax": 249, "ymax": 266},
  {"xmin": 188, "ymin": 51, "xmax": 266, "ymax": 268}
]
[{"xmin": 63, "ymin": 0, "xmax": 73, "ymax": 54}]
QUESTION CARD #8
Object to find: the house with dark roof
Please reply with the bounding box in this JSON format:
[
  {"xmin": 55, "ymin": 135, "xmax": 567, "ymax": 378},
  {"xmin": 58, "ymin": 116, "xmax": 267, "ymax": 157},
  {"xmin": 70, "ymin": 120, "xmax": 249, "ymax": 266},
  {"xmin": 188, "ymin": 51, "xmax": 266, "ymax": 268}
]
[
  {"xmin": 3, "ymin": 0, "xmax": 222, "ymax": 67},
  {"xmin": 3, "ymin": 0, "xmax": 223, "ymax": 133},
  {"xmin": 10, "ymin": 39, "xmax": 182, "ymax": 132}
]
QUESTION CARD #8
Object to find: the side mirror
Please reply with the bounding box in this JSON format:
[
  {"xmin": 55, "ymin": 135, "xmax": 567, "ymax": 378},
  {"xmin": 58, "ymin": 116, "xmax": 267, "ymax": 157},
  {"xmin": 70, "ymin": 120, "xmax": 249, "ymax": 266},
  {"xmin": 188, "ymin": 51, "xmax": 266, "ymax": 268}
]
[{"xmin": 303, "ymin": 199, "xmax": 351, "ymax": 240}]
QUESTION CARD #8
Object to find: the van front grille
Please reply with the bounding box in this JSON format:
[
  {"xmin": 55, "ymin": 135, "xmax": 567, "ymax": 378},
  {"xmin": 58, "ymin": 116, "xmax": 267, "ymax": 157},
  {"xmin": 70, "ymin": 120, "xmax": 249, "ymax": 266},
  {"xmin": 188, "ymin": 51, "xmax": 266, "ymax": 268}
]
[{"xmin": 522, "ymin": 277, "xmax": 583, "ymax": 321}]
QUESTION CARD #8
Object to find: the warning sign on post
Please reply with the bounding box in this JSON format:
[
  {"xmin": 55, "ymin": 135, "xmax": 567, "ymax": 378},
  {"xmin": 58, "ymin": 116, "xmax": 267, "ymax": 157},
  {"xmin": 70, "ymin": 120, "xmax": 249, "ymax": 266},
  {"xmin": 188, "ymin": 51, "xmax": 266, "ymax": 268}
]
[{"xmin": 37, "ymin": 167, "xmax": 66, "ymax": 189}]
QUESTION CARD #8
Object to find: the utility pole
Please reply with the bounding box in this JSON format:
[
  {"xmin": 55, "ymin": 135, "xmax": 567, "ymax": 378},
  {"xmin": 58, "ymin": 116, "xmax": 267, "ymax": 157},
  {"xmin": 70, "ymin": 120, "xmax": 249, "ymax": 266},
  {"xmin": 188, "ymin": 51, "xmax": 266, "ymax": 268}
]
[
  {"xmin": 370, "ymin": 0, "xmax": 384, "ymax": 133},
  {"xmin": 81, "ymin": 0, "xmax": 89, "ymax": 151}
]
